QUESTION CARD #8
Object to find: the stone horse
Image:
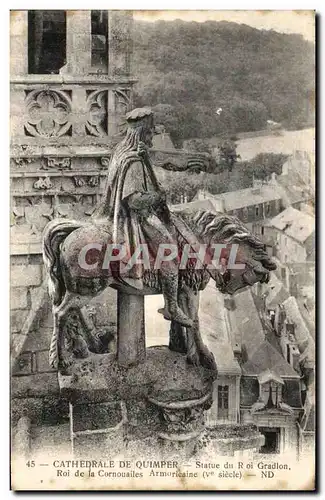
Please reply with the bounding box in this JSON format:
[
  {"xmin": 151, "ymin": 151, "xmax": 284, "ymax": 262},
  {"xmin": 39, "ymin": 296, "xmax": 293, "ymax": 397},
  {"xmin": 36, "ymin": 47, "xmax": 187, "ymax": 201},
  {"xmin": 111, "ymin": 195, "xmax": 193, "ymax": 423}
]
[{"xmin": 43, "ymin": 209, "xmax": 276, "ymax": 374}]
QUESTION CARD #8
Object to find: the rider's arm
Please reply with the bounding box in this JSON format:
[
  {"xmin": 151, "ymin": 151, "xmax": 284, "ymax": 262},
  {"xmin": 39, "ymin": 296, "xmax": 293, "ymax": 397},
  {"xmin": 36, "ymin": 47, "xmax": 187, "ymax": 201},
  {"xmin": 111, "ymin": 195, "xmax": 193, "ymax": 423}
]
[
  {"xmin": 122, "ymin": 160, "xmax": 164, "ymax": 211},
  {"xmin": 122, "ymin": 160, "xmax": 146, "ymax": 199}
]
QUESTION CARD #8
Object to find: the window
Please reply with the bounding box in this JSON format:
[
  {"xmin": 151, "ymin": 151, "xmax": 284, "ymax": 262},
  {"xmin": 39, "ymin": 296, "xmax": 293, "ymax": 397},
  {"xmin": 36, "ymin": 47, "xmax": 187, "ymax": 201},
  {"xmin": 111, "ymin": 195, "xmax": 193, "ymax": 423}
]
[
  {"xmin": 266, "ymin": 203, "xmax": 271, "ymax": 216},
  {"xmin": 28, "ymin": 11, "xmax": 66, "ymax": 74},
  {"xmin": 91, "ymin": 11, "xmax": 108, "ymax": 72},
  {"xmin": 259, "ymin": 428, "xmax": 280, "ymax": 454},
  {"xmin": 261, "ymin": 226, "xmax": 265, "ymax": 235},
  {"xmin": 242, "ymin": 207, "xmax": 248, "ymax": 221},
  {"xmin": 218, "ymin": 385, "xmax": 229, "ymax": 418},
  {"xmin": 255, "ymin": 205, "xmax": 260, "ymax": 217},
  {"xmin": 268, "ymin": 309, "xmax": 275, "ymax": 327}
]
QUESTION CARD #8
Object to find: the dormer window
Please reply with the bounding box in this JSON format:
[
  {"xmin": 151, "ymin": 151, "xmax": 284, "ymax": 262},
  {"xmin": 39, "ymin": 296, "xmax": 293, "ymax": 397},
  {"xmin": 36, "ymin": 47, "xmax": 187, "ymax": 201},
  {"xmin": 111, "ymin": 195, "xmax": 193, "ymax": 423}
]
[{"xmin": 258, "ymin": 370, "xmax": 284, "ymax": 408}]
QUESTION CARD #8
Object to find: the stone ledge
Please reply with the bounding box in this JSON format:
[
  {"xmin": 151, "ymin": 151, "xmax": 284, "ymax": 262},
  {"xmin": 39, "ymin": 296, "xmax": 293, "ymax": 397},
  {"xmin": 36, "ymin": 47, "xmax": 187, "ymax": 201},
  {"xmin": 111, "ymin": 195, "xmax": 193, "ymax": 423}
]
[
  {"xmin": 59, "ymin": 346, "xmax": 216, "ymax": 404},
  {"xmin": 11, "ymin": 75, "xmax": 138, "ymax": 85}
]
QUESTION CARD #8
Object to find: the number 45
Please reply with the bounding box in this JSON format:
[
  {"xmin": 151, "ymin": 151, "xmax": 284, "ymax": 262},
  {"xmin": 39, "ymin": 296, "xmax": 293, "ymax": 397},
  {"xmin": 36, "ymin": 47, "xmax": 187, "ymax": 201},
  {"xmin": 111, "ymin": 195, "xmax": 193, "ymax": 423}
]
[{"xmin": 26, "ymin": 461, "xmax": 35, "ymax": 467}]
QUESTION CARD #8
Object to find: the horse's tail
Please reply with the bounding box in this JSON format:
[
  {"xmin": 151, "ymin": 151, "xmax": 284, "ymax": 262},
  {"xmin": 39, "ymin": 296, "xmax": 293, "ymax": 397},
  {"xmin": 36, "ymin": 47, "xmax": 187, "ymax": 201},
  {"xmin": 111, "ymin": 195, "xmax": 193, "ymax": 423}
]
[
  {"xmin": 42, "ymin": 219, "xmax": 84, "ymax": 306},
  {"xmin": 43, "ymin": 219, "xmax": 86, "ymax": 370}
]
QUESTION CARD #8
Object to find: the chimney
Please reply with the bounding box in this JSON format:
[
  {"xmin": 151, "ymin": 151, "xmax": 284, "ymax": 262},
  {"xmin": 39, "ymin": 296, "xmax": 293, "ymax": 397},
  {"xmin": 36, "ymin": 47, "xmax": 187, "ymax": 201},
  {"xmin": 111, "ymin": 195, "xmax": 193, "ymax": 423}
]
[{"xmin": 233, "ymin": 342, "xmax": 242, "ymax": 364}]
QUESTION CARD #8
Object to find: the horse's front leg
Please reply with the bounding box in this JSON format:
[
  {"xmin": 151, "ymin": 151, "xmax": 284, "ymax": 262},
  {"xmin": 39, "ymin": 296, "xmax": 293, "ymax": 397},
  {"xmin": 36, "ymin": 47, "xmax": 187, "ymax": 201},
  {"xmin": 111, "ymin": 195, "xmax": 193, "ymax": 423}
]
[
  {"xmin": 177, "ymin": 287, "xmax": 200, "ymax": 366},
  {"xmin": 178, "ymin": 287, "xmax": 217, "ymax": 372}
]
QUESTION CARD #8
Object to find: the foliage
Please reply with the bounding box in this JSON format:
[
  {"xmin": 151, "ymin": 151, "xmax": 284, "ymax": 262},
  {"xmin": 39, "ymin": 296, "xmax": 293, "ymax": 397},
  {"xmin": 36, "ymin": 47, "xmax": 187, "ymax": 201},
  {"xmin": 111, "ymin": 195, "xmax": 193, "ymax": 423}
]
[
  {"xmin": 158, "ymin": 152, "xmax": 289, "ymax": 204},
  {"xmin": 133, "ymin": 20, "xmax": 315, "ymax": 141},
  {"xmin": 240, "ymin": 153, "xmax": 290, "ymax": 179},
  {"xmin": 183, "ymin": 138, "xmax": 213, "ymax": 154},
  {"xmin": 217, "ymin": 139, "xmax": 241, "ymax": 171}
]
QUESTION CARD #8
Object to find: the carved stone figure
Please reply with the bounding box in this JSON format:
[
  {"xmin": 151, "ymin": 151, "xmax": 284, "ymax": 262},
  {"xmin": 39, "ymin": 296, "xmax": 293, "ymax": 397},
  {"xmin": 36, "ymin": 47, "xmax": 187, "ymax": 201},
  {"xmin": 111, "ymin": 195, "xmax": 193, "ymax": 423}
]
[{"xmin": 42, "ymin": 108, "xmax": 276, "ymax": 375}]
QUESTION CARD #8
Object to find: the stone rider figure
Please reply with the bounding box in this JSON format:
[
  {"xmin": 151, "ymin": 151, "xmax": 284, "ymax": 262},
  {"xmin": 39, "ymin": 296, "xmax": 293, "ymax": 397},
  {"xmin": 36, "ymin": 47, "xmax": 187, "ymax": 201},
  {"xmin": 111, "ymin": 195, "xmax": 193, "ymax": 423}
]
[{"xmin": 93, "ymin": 107, "xmax": 193, "ymax": 328}]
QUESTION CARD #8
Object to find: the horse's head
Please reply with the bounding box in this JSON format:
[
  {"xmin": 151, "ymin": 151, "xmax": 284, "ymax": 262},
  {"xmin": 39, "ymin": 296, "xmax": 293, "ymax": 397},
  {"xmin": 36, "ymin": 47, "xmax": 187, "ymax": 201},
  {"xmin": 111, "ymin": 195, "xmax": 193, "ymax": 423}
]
[
  {"xmin": 190, "ymin": 211, "xmax": 277, "ymax": 295},
  {"xmin": 217, "ymin": 234, "xmax": 276, "ymax": 295}
]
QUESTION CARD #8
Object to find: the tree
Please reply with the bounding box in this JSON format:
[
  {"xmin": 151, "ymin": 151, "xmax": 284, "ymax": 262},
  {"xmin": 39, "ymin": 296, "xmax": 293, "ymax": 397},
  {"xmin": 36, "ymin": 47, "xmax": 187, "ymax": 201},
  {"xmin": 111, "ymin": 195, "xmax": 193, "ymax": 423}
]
[
  {"xmin": 183, "ymin": 138, "xmax": 212, "ymax": 154},
  {"xmin": 133, "ymin": 19, "xmax": 314, "ymax": 138},
  {"xmin": 217, "ymin": 139, "xmax": 240, "ymax": 171},
  {"xmin": 243, "ymin": 153, "xmax": 289, "ymax": 179},
  {"xmin": 151, "ymin": 103, "xmax": 184, "ymax": 147}
]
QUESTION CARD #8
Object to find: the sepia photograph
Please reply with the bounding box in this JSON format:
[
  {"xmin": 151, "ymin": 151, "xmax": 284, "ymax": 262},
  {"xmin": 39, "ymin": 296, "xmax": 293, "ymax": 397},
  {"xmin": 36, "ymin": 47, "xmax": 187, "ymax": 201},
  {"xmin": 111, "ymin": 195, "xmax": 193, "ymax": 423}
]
[{"xmin": 9, "ymin": 8, "xmax": 315, "ymax": 491}]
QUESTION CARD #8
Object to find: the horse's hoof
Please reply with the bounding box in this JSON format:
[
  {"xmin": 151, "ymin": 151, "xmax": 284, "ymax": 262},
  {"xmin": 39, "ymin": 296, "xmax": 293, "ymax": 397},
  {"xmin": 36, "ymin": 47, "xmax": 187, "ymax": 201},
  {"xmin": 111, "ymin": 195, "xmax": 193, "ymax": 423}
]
[
  {"xmin": 199, "ymin": 349, "xmax": 217, "ymax": 372},
  {"xmin": 187, "ymin": 350, "xmax": 200, "ymax": 366},
  {"xmin": 58, "ymin": 358, "xmax": 72, "ymax": 376}
]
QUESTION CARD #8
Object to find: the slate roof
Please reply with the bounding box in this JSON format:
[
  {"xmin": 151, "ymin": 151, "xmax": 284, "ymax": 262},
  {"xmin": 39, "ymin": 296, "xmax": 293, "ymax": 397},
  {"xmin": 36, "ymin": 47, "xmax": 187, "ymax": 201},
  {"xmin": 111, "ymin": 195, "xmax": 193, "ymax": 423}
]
[
  {"xmin": 227, "ymin": 289, "xmax": 265, "ymax": 358},
  {"xmin": 199, "ymin": 282, "xmax": 241, "ymax": 375},
  {"xmin": 171, "ymin": 199, "xmax": 220, "ymax": 214},
  {"xmin": 258, "ymin": 369, "xmax": 284, "ymax": 385},
  {"xmin": 276, "ymin": 175, "xmax": 313, "ymax": 206},
  {"xmin": 264, "ymin": 272, "xmax": 290, "ymax": 309},
  {"xmin": 282, "ymin": 296, "xmax": 315, "ymax": 355},
  {"xmin": 227, "ymin": 289, "xmax": 300, "ymax": 381},
  {"xmin": 241, "ymin": 340, "xmax": 299, "ymax": 378},
  {"xmin": 206, "ymin": 184, "xmax": 282, "ymax": 212},
  {"xmin": 269, "ymin": 206, "xmax": 314, "ymax": 243}
]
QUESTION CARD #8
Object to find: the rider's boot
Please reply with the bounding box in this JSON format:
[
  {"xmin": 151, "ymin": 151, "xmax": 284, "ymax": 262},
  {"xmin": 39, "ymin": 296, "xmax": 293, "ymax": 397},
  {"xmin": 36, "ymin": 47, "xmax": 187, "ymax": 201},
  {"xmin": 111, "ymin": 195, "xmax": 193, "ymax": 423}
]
[{"xmin": 158, "ymin": 272, "xmax": 193, "ymax": 327}]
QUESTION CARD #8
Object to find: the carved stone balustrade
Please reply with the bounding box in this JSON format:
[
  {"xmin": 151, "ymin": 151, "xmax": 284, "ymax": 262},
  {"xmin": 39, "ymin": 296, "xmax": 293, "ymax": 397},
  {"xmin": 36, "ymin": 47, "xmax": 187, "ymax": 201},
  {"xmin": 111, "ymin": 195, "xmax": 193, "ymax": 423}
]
[{"xmin": 11, "ymin": 77, "xmax": 136, "ymax": 146}]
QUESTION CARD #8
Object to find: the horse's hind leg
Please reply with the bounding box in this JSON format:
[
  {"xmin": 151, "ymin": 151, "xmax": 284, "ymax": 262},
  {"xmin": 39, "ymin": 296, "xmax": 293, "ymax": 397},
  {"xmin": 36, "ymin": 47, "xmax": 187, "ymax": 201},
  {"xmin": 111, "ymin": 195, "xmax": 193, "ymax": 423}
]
[{"xmin": 51, "ymin": 292, "xmax": 89, "ymax": 374}]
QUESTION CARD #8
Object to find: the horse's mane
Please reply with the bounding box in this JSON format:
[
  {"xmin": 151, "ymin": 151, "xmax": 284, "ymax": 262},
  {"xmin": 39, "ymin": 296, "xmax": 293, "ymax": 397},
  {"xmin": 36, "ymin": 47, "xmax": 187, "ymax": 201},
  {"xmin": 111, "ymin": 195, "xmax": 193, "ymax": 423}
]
[{"xmin": 179, "ymin": 210, "xmax": 276, "ymax": 268}]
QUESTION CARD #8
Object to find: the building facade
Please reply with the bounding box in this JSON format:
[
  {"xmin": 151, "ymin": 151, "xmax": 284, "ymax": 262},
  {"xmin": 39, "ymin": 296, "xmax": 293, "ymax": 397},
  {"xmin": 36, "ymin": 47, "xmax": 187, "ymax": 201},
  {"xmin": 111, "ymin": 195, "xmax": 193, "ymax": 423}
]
[
  {"xmin": 262, "ymin": 207, "xmax": 315, "ymax": 264},
  {"xmin": 195, "ymin": 181, "xmax": 284, "ymax": 224},
  {"xmin": 198, "ymin": 282, "xmax": 314, "ymax": 458}
]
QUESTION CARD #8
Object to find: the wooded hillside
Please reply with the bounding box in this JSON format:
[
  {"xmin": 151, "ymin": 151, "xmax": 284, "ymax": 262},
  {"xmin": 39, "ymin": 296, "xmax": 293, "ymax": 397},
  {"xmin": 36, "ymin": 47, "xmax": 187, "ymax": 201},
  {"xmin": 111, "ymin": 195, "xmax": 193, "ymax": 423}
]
[{"xmin": 132, "ymin": 20, "xmax": 315, "ymax": 145}]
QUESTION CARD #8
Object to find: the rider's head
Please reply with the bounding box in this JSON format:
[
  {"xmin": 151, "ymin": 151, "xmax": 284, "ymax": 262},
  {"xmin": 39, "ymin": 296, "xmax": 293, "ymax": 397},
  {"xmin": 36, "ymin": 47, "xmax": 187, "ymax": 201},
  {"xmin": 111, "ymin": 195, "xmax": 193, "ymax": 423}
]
[{"xmin": 126, "ymin": 107, "xmax": 156, "ymax": 147}]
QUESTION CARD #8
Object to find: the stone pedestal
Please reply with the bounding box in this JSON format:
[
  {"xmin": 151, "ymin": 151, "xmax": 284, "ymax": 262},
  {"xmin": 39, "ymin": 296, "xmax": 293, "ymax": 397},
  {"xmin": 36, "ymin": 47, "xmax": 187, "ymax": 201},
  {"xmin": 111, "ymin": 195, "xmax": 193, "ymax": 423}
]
[
  {"xmin": 59, "ymin": 346, "xmax": 216, "ymax": 457},
  {"xmin": 117, "ymin": 293, "xmax": 145, "ymax": 368},
  {"xmin": 149, "ymin": 393, "xmax": 212, "ymax": 459}
]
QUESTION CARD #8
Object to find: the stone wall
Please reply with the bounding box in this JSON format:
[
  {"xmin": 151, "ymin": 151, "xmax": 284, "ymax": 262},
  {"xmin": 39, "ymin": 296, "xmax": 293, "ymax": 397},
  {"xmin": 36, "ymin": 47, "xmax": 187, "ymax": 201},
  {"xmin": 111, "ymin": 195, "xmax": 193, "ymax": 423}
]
[
  {"xmin": 11, "ymin": 252, "xmax": 63, "ymax": 426},
  {"xmin": 11, "ymin": 253, "xmax": 48, "ymax": 362},
  {"xmin": 11, "ymin": 251, "xmax": 118, "ymax": 425}
]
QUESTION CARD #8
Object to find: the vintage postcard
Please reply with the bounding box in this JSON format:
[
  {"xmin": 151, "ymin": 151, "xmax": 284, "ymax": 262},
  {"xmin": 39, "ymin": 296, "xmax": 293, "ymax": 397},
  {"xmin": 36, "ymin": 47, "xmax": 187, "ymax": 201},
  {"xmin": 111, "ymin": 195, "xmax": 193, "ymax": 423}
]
[{"xmin": 10, "ymin": 10, "xmax": 315, "ymax": 491}]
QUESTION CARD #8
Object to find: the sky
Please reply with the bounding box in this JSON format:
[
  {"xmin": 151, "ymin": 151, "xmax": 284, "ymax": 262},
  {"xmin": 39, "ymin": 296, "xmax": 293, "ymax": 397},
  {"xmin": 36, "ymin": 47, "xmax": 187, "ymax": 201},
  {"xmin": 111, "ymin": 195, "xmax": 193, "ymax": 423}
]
[{"xmin": 133, "ymin": 10, "xmax": 315, "ymax": 42}]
